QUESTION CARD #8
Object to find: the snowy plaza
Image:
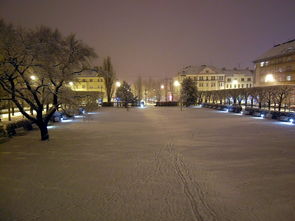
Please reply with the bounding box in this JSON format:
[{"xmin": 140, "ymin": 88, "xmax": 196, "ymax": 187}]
[{"xmin": 0, "ymin": 107, "xmax": 295, "ymax": 221}]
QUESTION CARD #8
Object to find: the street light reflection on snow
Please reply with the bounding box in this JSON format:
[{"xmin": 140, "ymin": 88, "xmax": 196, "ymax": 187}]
[
  {"xmin": 47, "ymin": 125, "xmax": 58, "ymax": 129},
  {"xmin": 61, "ymin": 118, "xmax": 73, "ymax": 123}
]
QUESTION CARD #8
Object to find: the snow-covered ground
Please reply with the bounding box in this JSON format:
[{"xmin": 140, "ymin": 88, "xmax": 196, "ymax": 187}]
[{"xmin": 0, "ymin": 107, "xmax": 295, "ymax": 221}]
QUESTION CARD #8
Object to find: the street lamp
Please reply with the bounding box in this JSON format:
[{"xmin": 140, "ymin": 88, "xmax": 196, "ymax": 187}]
[
  {"xmin": 265, "ymin": 74, "xmax": 275, "ymax": 83},
  {"xmin": 116, "ymin": 81, "xmax": 121, "ymax": 87},
  {"xmin": 173, "ymin": 80, "xmax": 180, "ymax": 87},
  {"xmin": 69, "ymin": 81, "xmax": 74, "ymax": 86},
  {"xmin": 30, "ymin": 75, "xmax": 36, "ymax": 80},
  {"xmin": 160, "ymin": 84, "xmax": 164, "ymax": 89}
]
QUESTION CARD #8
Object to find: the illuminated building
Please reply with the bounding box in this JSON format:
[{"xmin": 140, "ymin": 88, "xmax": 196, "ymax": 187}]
[
  {"xmin": 254, "ymin": 39, "xmax": 295, "ymax": 86},
  {"xmin": 176, "ymin": 65, "xmax": 254, "ymax": 91}
]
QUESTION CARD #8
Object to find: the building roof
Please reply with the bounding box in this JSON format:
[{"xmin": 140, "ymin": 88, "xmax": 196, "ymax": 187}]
[
  {"xmin": 74, "ymin": 71, "xmax": 101, "ymax": 77},
  {"xmin": 254, "ymin": 39, "xmax": 295, "ymax": 62},
  {"xmin": 179, "ymin": 65, "xmax": 253, "ymax": 76}
]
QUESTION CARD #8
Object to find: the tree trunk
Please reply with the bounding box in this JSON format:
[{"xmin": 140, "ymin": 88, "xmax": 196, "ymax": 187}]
[
  {"xmin": 37, "ymin": 121, "xmax": 49, "ymax": 141},
  {"xmin": 46, "ymin": 103, "xmax": 49, "ymax": 113},
  {"xmin": 278, "ymin": 102, "xmax": 282, "ymax": 112},
  {"xmin": 259, "ymin": 102, "xmax": 262, "ymax": 109},
  {"xmin": 12, "ymin": 104, "xmax": 15, "ymax": 116},
  {"xmin": 8, "ymin": 101, "xmax": 11, "ymax": 121},
  {"xmin": 30, "ymin": 107, "xmax": 33, "ymax": 115}
]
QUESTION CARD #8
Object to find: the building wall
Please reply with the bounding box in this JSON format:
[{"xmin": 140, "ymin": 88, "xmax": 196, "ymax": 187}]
[
  {"xmin": 224, "ymin": 74, "xmax": 253, "ymax": 89},
  {"xmin": 255, "ymin": 54, "xmax": 295, "ymax": 86},
  {"xmin": 71, "ymin": 76, "xmax": 106, "ymax": 93},
  {"xmin": 177, "ymin": 67, "xmax": 254, "ymax": 91}
]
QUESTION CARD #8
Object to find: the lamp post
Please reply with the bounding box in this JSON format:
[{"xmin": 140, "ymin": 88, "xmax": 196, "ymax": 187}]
[{"xmin": 160, "ymin": 84, "xmax": 164, "ymax": 101}]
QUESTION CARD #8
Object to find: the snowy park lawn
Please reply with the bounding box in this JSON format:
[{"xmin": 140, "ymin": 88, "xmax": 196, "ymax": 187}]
[{"xmin": 0, "ymin": 107, "xmax": 295, "ymax": 221}]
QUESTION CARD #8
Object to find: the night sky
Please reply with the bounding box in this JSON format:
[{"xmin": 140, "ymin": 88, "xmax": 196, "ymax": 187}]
[{"xmin": 1, "ymin": 0, "xmax": 295, "ymax": 81}]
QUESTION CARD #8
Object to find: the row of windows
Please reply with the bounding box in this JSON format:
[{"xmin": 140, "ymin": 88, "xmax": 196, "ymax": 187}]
[
  {"xmin": 226, "ymin": 84, "xmax": 252, "ymax": 89},
  {"xmin": 260, "ymin": 56, "xmax": 293, "ymax": 67},
  {"xmin": 75, "ymin": 85, "xmax": 104, "ymax": 89},
  {"xmin": 226, "ymin": 78, "xmax": 252, "ymax": 82},
  {"xmin": 78, "ymin": 78, "xmax": 104, "ymax": 82},
  {"xmin": 198, "ymin": 82, "xmax": 223, "ymax": 87},
  {"xmin": 187, "ymin": 76, "xmax": 224, "ymax": 81}
]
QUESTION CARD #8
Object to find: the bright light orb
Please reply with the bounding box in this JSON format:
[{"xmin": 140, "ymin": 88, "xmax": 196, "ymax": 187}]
[
  {"xmin": 173, "ymin": 80, "xmax": 180, "ymax": 87},
  {"xmin": 69, "ymin": 81, "xmax": 74, "ymax": 86},
  {"xmin": 160, "ymin": 84, "xmax": 164, "ymax": 89},
  {"xmin": 30, "ymin": 75, "xmax": 36, "ymax": 80},
  {"xmin": 265, "ymin": 74, "xmax": 275, "ymax": 82},
  {"xmin": 116, "ymin": 81, "xmax": 121, "ymax": 87}
]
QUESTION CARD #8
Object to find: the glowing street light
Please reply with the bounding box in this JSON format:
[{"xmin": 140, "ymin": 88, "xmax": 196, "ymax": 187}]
[
  {"xmin": 30, "ymin": 75, "xmax": 36, "ymax": 80},
  {"xmin": 116, "ymin": 81, "xmax": 121, "ymax": 87},
  {"xmin": 160, "ymin": 84, "xmax": 164, "ymax": 89},
  {"xmin": 173, "ymin": 80, "xmax": 180, "ymax": 87},
  {"xmin": 265, "ymin": 74, "xmax": 275, "ymax": 83},
  {"xmin": 69, "ymin": 81, "xmax": 74, "ymax": 86}
]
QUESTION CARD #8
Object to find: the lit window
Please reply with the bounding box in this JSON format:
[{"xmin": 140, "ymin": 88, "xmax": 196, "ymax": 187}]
[
  {"xmin": 260, "ymin": 62, "xmax": 265, "ymax": 67},
  {"xmin": 287, "ymin": 76, "xmax": 291, "ymax": 81}
]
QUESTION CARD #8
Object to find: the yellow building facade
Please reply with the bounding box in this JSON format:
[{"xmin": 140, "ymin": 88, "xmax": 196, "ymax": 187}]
[
  {"xmin": 176, "ymin": 65, "xmax": 254, "ymax": 91},
  {"xmin": 70, "ymin": 72, "xmax": 106, "ymax": 100}
]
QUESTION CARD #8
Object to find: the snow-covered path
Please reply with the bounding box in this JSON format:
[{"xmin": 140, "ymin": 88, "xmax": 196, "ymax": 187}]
[{"xmin": 1, "ymin": 107, "xmax": 295, "ymax": 221}]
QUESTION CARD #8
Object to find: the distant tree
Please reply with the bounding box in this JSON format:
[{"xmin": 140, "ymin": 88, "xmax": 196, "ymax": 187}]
[
  {"xmin": 0, "ymin": 20, "xmax": 96, "ymax": 140},
  {"xmin": 134, "ymin": 76, "xmax": 143, "ymax": 102},
  {"xmin": 100, "ymin": 56, "xmax": 116, "ymax": 103},
  {"xmin": 115, "ymin": 81, "xmax": 134, "ymax": 108},
  {"xmin": 273, "ymin": 85, "xmax": 293, "ymax": 112},
  {"xmin": 180, "ymin": 78, "xmax": 198, "ymax": 106}
]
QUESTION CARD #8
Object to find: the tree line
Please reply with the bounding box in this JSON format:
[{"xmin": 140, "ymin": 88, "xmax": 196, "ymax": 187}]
[{"xmin": 199, "ymin": 85, "xmax": 294, "ymax": 112}]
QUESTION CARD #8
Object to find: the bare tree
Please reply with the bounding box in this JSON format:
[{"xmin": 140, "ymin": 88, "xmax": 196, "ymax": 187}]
[
  {"xmin": 100, "ymin": 56, "xmax": 116, "ymax": 103},
  {"xmin": 273, "ymin": 85, "xmax": 294, "ymax": 112},
  {"xmin": 0, "ymin": 20, "xmax": 96, "ymax": 140},
  {"xmin": 134, "ymin": 76, "xmax": 143, "ymax": 101}
]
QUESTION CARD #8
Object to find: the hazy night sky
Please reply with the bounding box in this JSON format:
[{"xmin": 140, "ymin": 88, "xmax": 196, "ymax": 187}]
[{"xmin": 1, "ymin": 0, "xmax": 295, "ymax": 81}]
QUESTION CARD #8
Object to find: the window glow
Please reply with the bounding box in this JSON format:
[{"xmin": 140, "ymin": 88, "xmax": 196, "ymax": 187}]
[{"xmin": 265, "ymin": 74, "xmax": 275, "ymax": 82}]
